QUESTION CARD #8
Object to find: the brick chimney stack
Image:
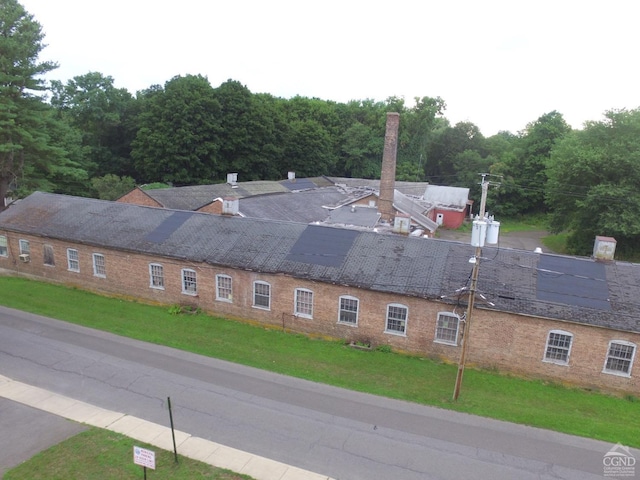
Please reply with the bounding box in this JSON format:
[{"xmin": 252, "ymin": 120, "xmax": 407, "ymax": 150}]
[{"xmin": 378, "ymin": 112, "xmax": 400, "ymax": 222}]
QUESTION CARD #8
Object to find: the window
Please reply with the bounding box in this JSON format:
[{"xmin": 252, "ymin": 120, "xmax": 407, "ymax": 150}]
[
  {"xmin": 0, "ymin": 236, "xmax": 7, "ymax": 257},
  {"xmin": 435, "ymin": 312, "xmax": 460, "ymax": 345},
  {"xmin": 149, "ymin": 264, "xmax": 164, "ymax": 289},
  {"xmin": 295, "ymin": 288, "xmax": 313, "ymax": 318},
  {"xmin": 216, "ymin": 274, "xmax": 232, "ymax": 302},
  {"xmin": 182, "ymin": 268, "xmax": 197, "ymax": 295},
  {"xmin": 338, "ymin": 296, "xmax": 359, "ymax": 325},
  {"xmin": 19, "ymin": 239, "xmax": 30, "ymax": 255},
  {"xmin": 253, "ymin": 281, "xmax": 271, "ymax": 310},
  {"xmin": 543, "ymin": 330, "xmax": 573, "ymax": 365},
  {"xmin": 603, "ymin": 341, "xmax": 636, "ymax": 376},
  {"xmin": 386, "ymin": 304, "xmax": 407, "ymax": 335},
  {"xmin": 67, "ymin": 248, "xmax": 79, "ymax": 272},
  {"xmin": 44, "ymin": 245, "xmax": 55, "ymax": 266},
  {"xmin": 92, "ymin": 253, "xmax": 106, "ymax": 277}
]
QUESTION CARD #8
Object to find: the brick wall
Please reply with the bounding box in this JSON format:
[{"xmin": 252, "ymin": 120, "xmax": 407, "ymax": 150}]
[
  {"xmin": 1, "ymin": 230, "xmax": 638, "ymax": 395},
  {"xmin": 117, "ymin": 188, "xmax": 163, "ymax": 207},
  {"xmin": 196, "ymin": 200, "xmax": 223, "ymax": 214}
]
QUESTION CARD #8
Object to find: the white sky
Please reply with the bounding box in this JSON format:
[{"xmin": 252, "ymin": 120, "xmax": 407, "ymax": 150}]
[{"xmin": 20, "ymin": 0, "xmax": 640, "ymax": 136}]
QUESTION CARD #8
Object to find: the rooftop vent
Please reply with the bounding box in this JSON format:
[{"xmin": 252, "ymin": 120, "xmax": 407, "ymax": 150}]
[
  {"xmin": 393, "ymin": 213, "xmax": 411, "ymax": 234},
  {"xmin": 227, "ymin": 173, "xmax": 238, "ymax": 187},
  {"xmin": 222, "ymin": 197, "xmax": 239, "ymax": 216}
]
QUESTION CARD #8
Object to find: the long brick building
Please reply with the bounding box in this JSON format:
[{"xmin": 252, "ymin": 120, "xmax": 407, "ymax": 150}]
[{"xmin": 1, "ymin": 191, "xmax": 639, "ymax": 394}]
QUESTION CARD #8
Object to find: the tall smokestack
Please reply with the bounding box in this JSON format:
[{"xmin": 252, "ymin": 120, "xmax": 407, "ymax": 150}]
[{"xmin": 379, "ymin": 112, "xmax": 400, "ymax": 222}]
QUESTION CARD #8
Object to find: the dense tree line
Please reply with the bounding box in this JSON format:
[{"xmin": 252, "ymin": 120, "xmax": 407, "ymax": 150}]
[{"xmin": 2, "ymin": 0, "xmax": 640, "ymax": 256}]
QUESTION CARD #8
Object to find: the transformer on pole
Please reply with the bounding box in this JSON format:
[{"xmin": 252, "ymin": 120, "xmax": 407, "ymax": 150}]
[{"xmin": 453, "ymin": 174, "xmax": 500, "ymax": 401}]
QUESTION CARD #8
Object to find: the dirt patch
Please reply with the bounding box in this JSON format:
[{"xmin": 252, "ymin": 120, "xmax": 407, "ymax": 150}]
[{"xmin": 436, "ymin": 229, "xmax": 551, "ymax": 253}]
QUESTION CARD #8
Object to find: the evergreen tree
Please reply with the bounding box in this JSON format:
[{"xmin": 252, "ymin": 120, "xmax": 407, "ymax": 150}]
[{"xmin": 0, "ymin": 0, "xmax": 59, "ymax": 209}]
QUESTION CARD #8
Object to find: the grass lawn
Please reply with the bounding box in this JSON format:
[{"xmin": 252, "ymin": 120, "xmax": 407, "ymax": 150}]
[
  {"xmin": 497, "ymin": 215, "xmax": 549, "ymax": 233},
  {"xmin": 1, "ymin": 276, "xmax": 639, "ymax": 450},
  {"xmin": 3, "ymin": 428, "xmax": 253, "ymax": 480}
]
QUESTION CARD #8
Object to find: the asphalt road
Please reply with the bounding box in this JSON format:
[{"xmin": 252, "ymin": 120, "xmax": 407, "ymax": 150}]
[{"xmin": 0, "ymin": 306, "xmax": 628, "ymax": 479}]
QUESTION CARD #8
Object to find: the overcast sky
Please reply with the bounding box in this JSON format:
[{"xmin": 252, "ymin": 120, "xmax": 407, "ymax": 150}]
[{"xmin": 20, "ymin": 0, "xmax": 640, "ymax": 136}]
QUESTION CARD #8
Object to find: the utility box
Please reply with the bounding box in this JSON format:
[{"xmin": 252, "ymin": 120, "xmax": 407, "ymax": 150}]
[{"xmin": 593, "ymin": 236, "xmax": 616, "ymax": 262}]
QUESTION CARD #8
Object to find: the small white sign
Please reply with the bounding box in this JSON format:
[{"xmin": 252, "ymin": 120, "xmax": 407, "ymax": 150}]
[{"xmin": 134, "ymin": 446, "xmax": 156, "ymax": 470}]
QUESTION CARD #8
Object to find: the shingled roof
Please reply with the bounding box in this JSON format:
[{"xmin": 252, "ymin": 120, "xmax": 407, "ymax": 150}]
[
  {"xmin": 237, "ymin": 186, "xmax": 367, "ymax": 224},
  {"xmin": 2, "ymin": 192, "xmax": 639, "ymax": 334},
  {"xmin": 140, "ymin": 181, "xmax": 292, "ymax": 210}
]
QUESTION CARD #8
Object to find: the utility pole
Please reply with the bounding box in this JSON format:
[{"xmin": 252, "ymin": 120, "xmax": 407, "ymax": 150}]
[{"xmin": 453, "ymin": 174, "xmax": 498, "ymax": 401}]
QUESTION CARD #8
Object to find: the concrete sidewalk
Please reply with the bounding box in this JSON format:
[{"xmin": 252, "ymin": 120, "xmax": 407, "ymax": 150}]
[{"xmin": 0, "ymin": 374, "xmax": 333, "ymax": 480}]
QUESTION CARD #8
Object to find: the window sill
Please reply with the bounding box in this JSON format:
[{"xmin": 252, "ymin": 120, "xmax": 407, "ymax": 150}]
[
  {"xmin": 295, "ymin": 313, "xmax": 313, "ymax": 320},
  {"xmin": 337, "ymin": 321, "xmax": 358, "ymax": 327},
  {"xmin": 384, "ymin": 330, "xmax": 406, "ymax": 337},
  {"xmin": 602, "ymin": 369, "xmax": 632, "ymax": 378},
  {"xmin": 543, "ymin": 359, "xmax": 569, "ymax": 366},
  {"xmin": 433, "ymin": 339, "xmax": 457, "ymax": 347},
  {"xmin": 252, "ymin": 305, "xmax": 270, "ymax": 311}
]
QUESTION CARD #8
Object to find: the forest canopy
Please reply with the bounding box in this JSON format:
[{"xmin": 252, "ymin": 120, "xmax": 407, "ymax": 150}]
[{"xmin": 2, "ymin": 0, "xmax": 640, "ymax": 257}]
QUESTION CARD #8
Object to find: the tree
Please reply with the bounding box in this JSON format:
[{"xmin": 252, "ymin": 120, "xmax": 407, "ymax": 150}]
[
  {"xmin": 426, "ymin": 121, "xmax": 485, "ymax": 184},
  {"xmin": 546, "ymin": 108, "xmax": 640, "ymax": 256},
  {"xmin": 212, "ymin": 80, "xmax": 283, "ymax": 181},
  {"xmin": 398, "ymin": 96, "xmax": 446, "ymax": 177},
  {"xmin": 492, "ymin": 111, "xmax": 571, "ymax": 216},
  {"xmin": 131, "ymin": 75, "xmax": 222, "ymax": 184},
  {"xmin": 0, "ymin": 0, "xmax": 58, "ymax": 210},
  {"xmin": 91, "ymin": 174, "xmax": 135, "ymax": 200},
  {"xmin": 50, "ymin": 72, "xmax": 135, "ymax": 178},
  {"xmin": 340, "ymin": 122, "xmax": 382, "ymax": 178},
  {"xmin": 282, "ymin": 119, "xmax": 335, "ymax": 177},
  {"xmin": 452, "ymin": 150, "xmax": 492, "ymax": 202}
]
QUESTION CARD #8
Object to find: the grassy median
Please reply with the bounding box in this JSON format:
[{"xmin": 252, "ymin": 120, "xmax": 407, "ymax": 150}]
[
  {"xmin": 1, "ymin": 276, "xmax": 638, "ymax": 449},
  {"xmin": 3, "ymin": 428, "xmax": 253, "ymax": 479}
]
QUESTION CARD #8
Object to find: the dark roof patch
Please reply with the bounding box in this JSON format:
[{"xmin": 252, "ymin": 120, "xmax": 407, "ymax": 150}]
[
  {"xmin": 537, "ymin": 255, "xmax": 610, "ymax": 310},
  {"xmin": 286, "ymin": 224, "xmax": 359, "ymax": 267},
  {"xmin": 146, "ymin": 211, "xmax": 194, "ymax": 243},
  {"xmin": 281, "ymin": 178, "xmax": 317, "ymax": 191}
]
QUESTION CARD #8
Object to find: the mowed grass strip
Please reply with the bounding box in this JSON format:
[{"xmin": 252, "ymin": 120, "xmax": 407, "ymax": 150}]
[
  {"xmin": 3, "ymin": 428, "xmax": 253, "ymax": 480},
  {"xmin": 1, "ymin": 276, "xmax": 639, "ymax": 447}
]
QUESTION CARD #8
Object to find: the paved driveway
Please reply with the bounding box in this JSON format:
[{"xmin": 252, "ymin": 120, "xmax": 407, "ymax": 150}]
[{"xmin": 0, "ymin": 398, "xmax": 86, "ymax": 476}]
